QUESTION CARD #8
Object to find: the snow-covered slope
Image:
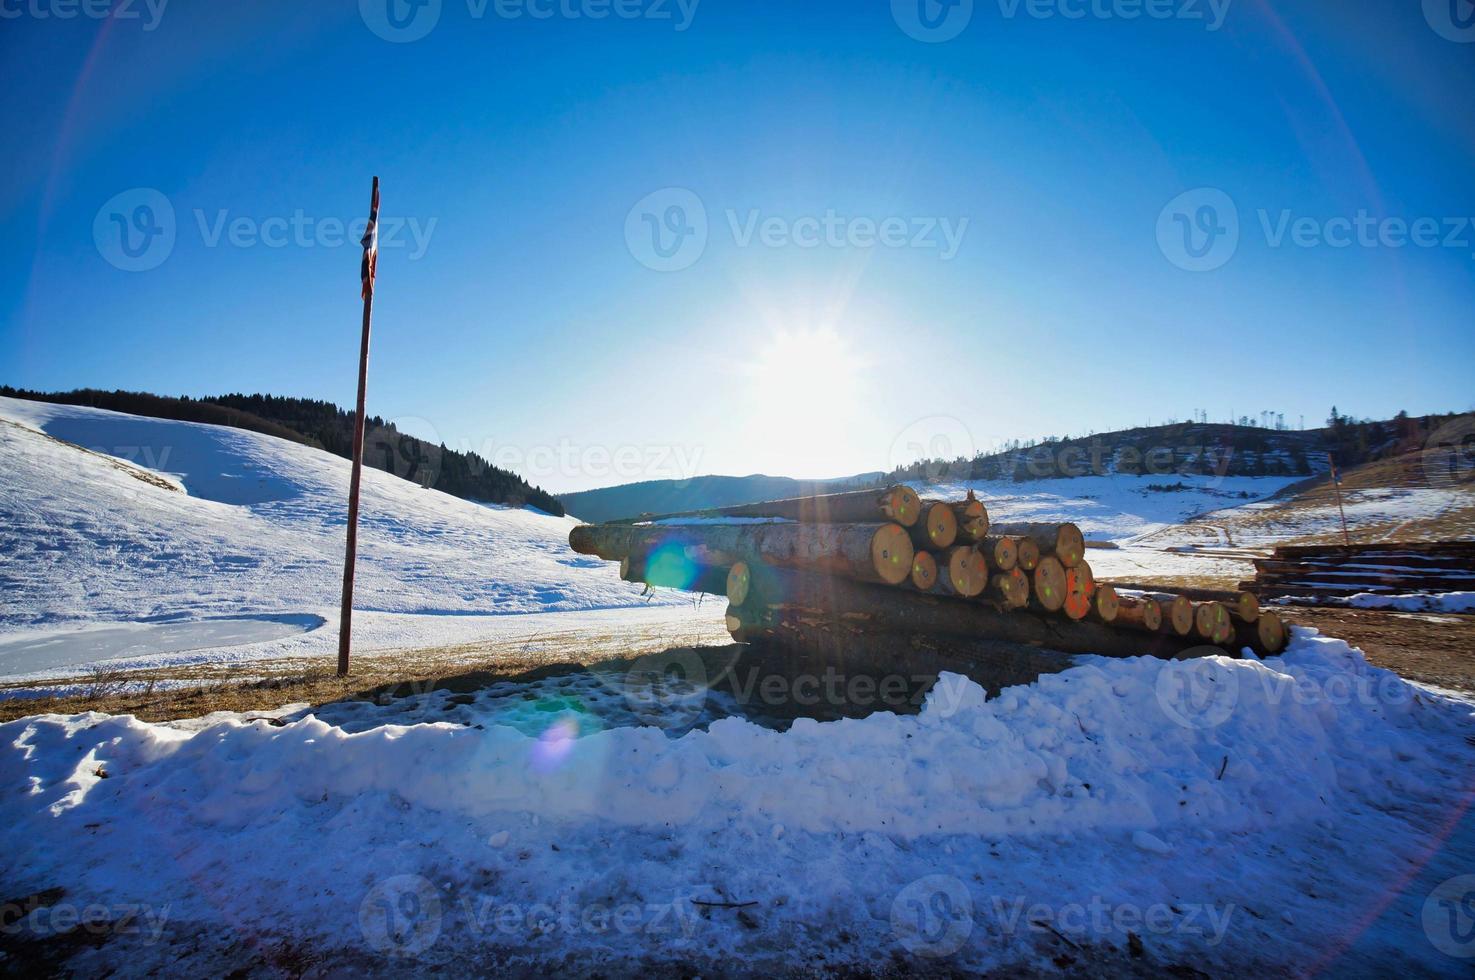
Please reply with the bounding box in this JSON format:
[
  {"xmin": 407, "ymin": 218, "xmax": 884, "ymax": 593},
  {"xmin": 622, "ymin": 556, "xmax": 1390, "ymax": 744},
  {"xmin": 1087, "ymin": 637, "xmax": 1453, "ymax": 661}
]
[{"xmin": 0, "ymin": 397, "xmax": 685, "ymax": 674}]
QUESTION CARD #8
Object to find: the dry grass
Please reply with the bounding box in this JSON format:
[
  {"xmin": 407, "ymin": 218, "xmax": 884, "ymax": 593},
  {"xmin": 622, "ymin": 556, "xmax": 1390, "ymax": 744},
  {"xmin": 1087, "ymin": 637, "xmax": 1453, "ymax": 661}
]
[{"xmin": 0, "ymin": 619, "xmax": 731, "ymax": 725}]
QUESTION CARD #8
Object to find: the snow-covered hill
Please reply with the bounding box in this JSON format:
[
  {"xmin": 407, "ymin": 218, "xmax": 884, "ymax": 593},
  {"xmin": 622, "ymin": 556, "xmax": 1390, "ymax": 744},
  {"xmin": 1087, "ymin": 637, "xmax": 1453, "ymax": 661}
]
[{"xmin": 0, "ymin": 397, "xmax": 688, "ymax": 677}]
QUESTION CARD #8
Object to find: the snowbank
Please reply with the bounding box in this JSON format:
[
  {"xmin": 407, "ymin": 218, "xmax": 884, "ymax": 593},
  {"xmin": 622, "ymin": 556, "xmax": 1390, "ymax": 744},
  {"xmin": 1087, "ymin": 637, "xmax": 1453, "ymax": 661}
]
[
  {"xmin": 1346, "ymin": 592, "xmax": 1475, "ymax": 613},
  {"xmin": 2, "ymin": 631, "xmax": 1471, "ymax": 972}
]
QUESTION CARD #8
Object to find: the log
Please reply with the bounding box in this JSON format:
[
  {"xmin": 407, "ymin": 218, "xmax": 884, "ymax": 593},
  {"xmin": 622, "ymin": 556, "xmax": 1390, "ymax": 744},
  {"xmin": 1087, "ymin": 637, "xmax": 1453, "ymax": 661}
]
[
  {"xmin": 938, "ymin": 545, "xmax": 988, "ymax": 598},
  {"xmin": 1271, "ymin": 541, "xmax": 1475, "ymax": 559},
  {"xmin": 611, "ymin": 484, "xmax": 924, "ymax": 528},
  {"xmin": 988, "ymin": 568, "xmax": 1030, "ymax": 609},
  {"xmin": 910, "ymin": 500, "xmax": 959, "ymax": 551},
  {"xmin": 1062, "ymin": 561, "xmax": 1096, "ymax": 620},
  {"xmin": 1113, "ymin": 592, "xmax": 1162, "ymax": 632},
  {"xmin": 1244, "ymin": 609, "xmax": 1287, "ymax": 654},
  {"xmin": 1016, "ymin": 537, "xmax": 1041, "ymax": 572},
  {"xmin": 1090, "ymin": 583, "xmax": 1120, "ymax": 624},
  {"xmin": 1106, "ymin": 582, "xmax": 1259, "ymax": 623},
  {"xmin": 981, "ymin": 535, "xmax": 1019, "ymax": 572},
  {"xmin": 569, "ymin": 521, "xmax": 915, "ymax": 586},
  {"xmin": 1032, "ymin": 555, "xmax": 1068, "ymax": 613},
  {"xmin": 1126, "ymin": 591, "xmax": 1194, "ymax": 636},
  {"xmin": 1193, "ymin": 601, "xmax": 1235, "ymax": 645},
  {"xmin": 726, "ymin": 561, "xmax": 752, "ymax": 607},
  {"xmin": 910, "ymin": 550, "xmax": 939, "ymax": 591},
  {"xmin": 990, "ymin": 522, "xmax": 1085, "ymax": 568},
  {"xmin": 950, "ymin": 492, "xmax": 990, "ymax": 542},
  {"xmin": 729, "ymin": 565, "xmax": 1235, "ymax": 660},
  {"xmin": 620, "ymin": 550, "xmax": 730, "ymax": 594}
]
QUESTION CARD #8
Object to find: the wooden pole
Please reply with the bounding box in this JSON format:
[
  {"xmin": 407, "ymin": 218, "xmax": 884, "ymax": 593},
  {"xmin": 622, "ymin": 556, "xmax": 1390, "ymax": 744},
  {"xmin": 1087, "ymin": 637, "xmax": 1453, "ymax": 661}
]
[
  {"xmin": 1329, "ymin": 454, "xmax": 1351, "ymax": 547},
  {"xmin": 338, "ymin": 176, "xmax": 379, "ymax": 677}
]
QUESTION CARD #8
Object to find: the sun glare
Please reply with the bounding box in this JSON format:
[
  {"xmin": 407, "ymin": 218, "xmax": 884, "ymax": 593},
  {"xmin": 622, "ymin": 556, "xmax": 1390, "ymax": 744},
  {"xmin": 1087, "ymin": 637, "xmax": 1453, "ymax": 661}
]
[{"xmin": 747, "ymin": 328, "xmax": 865, "ymax": 424}]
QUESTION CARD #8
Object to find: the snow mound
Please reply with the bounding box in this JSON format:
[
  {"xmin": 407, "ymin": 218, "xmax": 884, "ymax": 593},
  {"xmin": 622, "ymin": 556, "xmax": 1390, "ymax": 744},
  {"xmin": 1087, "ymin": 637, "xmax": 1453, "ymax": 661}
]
[
  {"xmin": 2, "ymin": 631, "xmax": 1470, "ymax": 971},
  {"xmin": 1346, "ymin": 591, "xmax": 1475, "ymax": 613}
]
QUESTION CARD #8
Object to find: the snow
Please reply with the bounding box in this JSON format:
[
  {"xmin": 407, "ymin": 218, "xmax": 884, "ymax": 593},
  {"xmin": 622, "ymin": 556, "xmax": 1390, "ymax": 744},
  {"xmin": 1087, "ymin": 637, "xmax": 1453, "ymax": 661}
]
[
  {"xmin": 0, "ymin": 397, "xmax": 692, "ymax": 674},
  {"xmin": 2, "ymin": 629, "xmax": 1471, "ymax": 972},
  {"xmin": 1346, "ymin": 592, "xmax": 1475, "ymax": 613}
]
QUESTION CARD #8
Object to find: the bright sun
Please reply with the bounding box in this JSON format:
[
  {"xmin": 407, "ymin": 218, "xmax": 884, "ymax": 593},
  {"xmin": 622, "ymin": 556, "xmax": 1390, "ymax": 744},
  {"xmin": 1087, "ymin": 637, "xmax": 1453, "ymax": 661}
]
[{"xmin": 747, "ymin": 328, "xmax": 865, "ymax": 423}]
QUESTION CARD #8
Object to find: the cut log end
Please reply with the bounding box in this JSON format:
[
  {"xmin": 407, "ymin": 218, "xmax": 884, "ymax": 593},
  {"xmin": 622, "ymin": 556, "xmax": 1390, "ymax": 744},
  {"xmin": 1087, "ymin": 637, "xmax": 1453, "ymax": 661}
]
[
  {"xmin": 1233, "ymin": 591, "xmax": 1260, "ymax": 623},
  {"xmin": 985, "ymin": 536, "xmax": 1019, "ymax": 571},
  {"xmin": 726, "ymin": 562, "xmax": 751, "ymax": 608},
  {"xmin": 1164, "ymin": 595, "xmax": 1194, "ymax": 636},
  {"xmin": 1257, "ymin": 610, "xmax": 1286, "ymax": 654},
  {"xmin": 871, "ymin": 523, "xmax": 916, "ymax": 586},
  {"xmin": 1055, "ymin": 523, "xmax": 1086, "ymax": 568},
  {"xmin": 951, "ymin": 498, "xmax": 990, "ymax": 541},
  {"xmin": 1016, "ymin": 537, "xmax": 1041, "ymax": 572},
  {"xmin": 1194, "ymin": 601, "xmax": 1234, "ymax": 645},
  {"xmin": 916, "ymin": 501, "xmax": 959, "ymax": 551},
  {"xmin": 943, "ymin": 546, "xmax": 989, "ymax": 598},
  {"xmin": 1094, "ymin": 584, "xmax": 1120, "ymax": 623},
  {"xmin": 1033, "ymin": 555, "xmax": 1067, "ymax": 612},
  {"xmin": 990, "ymin": 568, "xmax": 1030, "ymax": 608},
  {"xmin": 883, "ymin": 486, "xmax": 923, "ymax": 528},
  {"xmin": 911, "ymin": 551, "xmax": 939, "ymax": 591}
]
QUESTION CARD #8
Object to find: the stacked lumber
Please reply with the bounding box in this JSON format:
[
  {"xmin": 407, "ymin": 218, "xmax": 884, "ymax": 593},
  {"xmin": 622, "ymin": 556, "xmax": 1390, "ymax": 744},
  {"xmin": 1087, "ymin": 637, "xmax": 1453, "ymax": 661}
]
[
  {"xmin": 1239, "ymin": 541, "xmax": 1475, "ymax": 600},
  {"xmin": 570, "ymin": 485, "xmax": 1287, "ymax": 663}
]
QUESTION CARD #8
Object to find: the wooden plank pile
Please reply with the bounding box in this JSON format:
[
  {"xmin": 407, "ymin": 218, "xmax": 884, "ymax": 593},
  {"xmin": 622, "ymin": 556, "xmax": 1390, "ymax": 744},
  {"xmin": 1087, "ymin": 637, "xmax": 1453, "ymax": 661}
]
[
  {"xmin": 1242, "ymin": 541, "xmax": 1475, "ymax": 600},
  {"xmin": 569, "ymin": 486, "xmax": 1288, "ymax": 663}
]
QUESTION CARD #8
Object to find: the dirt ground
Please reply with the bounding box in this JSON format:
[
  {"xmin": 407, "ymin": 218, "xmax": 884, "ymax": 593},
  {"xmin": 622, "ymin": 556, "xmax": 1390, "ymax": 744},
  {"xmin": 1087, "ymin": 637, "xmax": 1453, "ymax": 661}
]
[
  {"xmin": 1277, "ymin": 606, "xmax": 1475, "ymax": 694},
  {"xmin": 3, "ymin": 606, "xmax": 1469, "ymax": 726}
]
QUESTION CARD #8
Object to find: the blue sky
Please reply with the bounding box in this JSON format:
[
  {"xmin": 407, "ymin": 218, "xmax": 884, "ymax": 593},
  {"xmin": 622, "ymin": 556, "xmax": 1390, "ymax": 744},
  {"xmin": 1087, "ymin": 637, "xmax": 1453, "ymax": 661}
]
[{"xmin": 2, "ymin": 0, "xmax": 1473, "ymax": 491}]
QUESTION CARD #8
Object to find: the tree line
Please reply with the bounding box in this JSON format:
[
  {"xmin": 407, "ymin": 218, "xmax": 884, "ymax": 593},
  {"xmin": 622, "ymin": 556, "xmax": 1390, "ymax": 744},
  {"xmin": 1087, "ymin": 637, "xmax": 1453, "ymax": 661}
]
[{"xmin": 0, "ymin": 386, "xmax": 565, "ymax": 516}]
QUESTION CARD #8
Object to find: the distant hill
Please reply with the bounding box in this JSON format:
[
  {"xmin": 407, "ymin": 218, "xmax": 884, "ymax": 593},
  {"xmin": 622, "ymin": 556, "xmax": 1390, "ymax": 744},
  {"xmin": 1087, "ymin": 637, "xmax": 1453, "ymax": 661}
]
[
  {"xmin": 0, "ymin": 386, "xmax": 564, "ymax": 516},
  {"xmin": 558, "ymin": 473, "xmax": 879, "ymax": 524},
  {"xmin": 561, "ymin": 410, "xmax": 1471, "ymax": 523}
]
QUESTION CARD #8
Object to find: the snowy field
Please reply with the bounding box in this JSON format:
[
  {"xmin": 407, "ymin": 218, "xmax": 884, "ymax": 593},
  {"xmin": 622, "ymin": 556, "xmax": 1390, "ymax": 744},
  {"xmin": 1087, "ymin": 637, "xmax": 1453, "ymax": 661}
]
[
  {"xmin": 0, "ymin": 398, "xmax": 1316, "ymax": 681},
  {"xmin": 0, "ymin": 397, "xmax": 702, "ymax": 681},
  {"xmin": 2, "ymin": 632, "xmax": 1473, "ymax": 973}
]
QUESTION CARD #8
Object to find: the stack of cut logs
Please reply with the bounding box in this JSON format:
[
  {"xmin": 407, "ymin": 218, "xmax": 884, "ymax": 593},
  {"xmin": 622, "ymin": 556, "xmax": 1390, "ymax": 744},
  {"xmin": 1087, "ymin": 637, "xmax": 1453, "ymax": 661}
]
[
  {"xmin": 1243, "ymin": 540, "xmax": 1475, "ymax": 600},
  {"xmin": 568, "ymin": 485, "xmax": 1287, "ymax": 663}
]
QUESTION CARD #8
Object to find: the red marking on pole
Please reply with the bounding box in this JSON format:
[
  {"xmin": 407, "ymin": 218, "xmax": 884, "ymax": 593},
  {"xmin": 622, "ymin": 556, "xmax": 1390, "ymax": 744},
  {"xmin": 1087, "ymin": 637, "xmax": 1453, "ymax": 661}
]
[{"xmin": 339, "ymin": 176, "xmax": 379, "ymax": 677}]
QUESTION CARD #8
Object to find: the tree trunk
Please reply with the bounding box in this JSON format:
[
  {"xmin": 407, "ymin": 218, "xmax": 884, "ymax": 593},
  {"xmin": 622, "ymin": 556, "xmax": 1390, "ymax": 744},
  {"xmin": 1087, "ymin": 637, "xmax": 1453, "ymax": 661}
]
[
  {"xmin": 1113, "ymin": 593, "xmax": 1163, "ymax": 633},
  {"xmin": 729, "ymin": 565, "xmax": 1237, "ymax": 660},
  {"xmin": 1090, "ymin": 583, "xmax": 1120, "ymax": 624},
  {"xmin": 619, "ymin": 550, "xmax": 730, "ymax": 595},
  {"xmin": 570, "ymin": 521, "xmax": 916, "ymax": 586},
  {"xmin": 990, "ymin": 522, "xmax": 1085, "ymax": 568},
  {"xmin": 1107, "ymin": 582, "xmax": 1259, "ymax": 623},
  {"xmin": 607, "ymin": 484, "xmax": 923, "ymax": 528}
]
